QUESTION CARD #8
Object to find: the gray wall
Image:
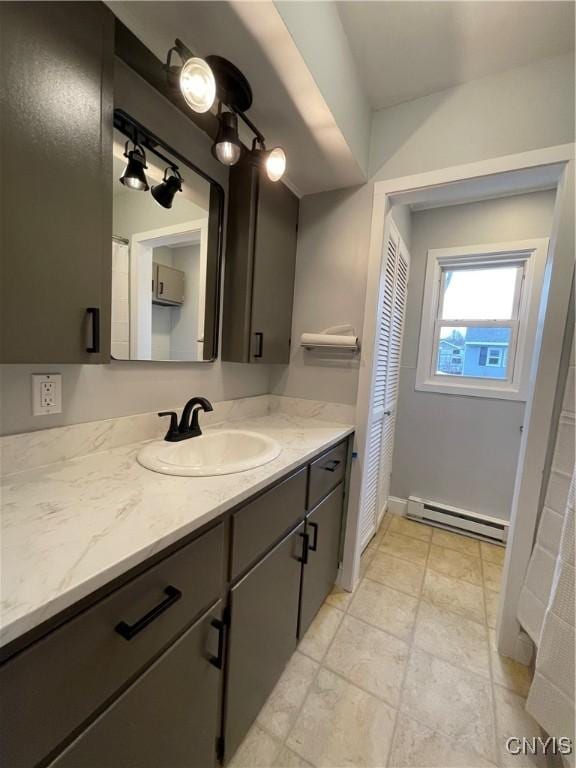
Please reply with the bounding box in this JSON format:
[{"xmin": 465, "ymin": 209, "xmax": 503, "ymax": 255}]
[
  {"xmin": 390, "ymin": 190, "xmax": 557, "ymax": 520},
  {"xmin": 269, "ymin": 184, "xmax": 372, "ymax": 405},
  {"xmin": 272, "ymin": 53, "xmax": 574, "ymax": 410},
  {"xmin": 0, "ymin": 59, "xmax": 271, "ymax": 435}
]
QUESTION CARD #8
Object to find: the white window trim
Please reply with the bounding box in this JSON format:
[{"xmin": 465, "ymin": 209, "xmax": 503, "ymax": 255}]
[{"xmin": 415, "ymin": 238, "xmax": 549, "ymax": 400}]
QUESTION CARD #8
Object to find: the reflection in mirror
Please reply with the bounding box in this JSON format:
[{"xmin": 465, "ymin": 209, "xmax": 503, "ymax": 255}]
[{"xmin": 111, "ymin": 112, "xmax": 223, "ymax": 362}]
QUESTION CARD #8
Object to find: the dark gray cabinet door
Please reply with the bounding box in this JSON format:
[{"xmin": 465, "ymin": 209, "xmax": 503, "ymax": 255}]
[
  {"xmin": 0, "ymin": 2, "xmax": 113, "ymax": 363},
  {"xmin": 222, "ymin": 160, "xmax": 299, "ymax": 365},
  {"xmin": 250, "ymin": 175, "xmax": 299, "ymax": 364},
  {"xmin": 51, "ymin": 602, "xmax": 223, "ymax": 768},
  {"xmin": 299, "ymin": 484, "xmax": 344, "ymax": 638},
  {"xmin": 224, "ymin": 523, "xmax": 305, "ymax": 761}
]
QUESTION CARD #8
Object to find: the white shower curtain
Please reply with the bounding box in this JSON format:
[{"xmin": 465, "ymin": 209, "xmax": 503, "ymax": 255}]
[{"xmin": 525, "ymin": 470, "xmax": 575, "ymax": 755}]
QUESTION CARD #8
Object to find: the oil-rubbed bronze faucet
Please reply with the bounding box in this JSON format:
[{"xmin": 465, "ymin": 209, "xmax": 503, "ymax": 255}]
[{"xmin": 159, "ymin": 397, "xmax": 214, "ymax": 442}]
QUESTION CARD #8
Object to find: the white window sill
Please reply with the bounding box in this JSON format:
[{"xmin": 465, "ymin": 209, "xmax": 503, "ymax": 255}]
[{"xmin": 415, "ymin": 378, "xmax": 528, "ymax": 401}]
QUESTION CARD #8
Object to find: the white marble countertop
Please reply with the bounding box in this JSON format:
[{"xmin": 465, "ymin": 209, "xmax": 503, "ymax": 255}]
[{"xmin": 1, "ymin": 414, "xmax": 353, "ymax": 648}]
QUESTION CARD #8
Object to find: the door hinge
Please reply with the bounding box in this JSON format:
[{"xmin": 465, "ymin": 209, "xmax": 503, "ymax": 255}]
[{"xmin": 216, "ymin": 736, "xmax": 225, "ymax": 763}]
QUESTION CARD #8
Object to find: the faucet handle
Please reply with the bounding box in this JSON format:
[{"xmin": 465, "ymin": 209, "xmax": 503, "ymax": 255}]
[{"xmin": 158, "ymin": 411, "xmax": 179, "ymax": 440}]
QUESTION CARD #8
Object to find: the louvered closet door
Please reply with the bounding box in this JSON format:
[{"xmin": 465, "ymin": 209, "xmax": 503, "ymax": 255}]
[
  {"xmin": 358, "ymin": 219, "xmax": 410, "ymax": 551},
  {"xmin": 378, "ymin": 239, "xmax": 409, "ymax": 510}
]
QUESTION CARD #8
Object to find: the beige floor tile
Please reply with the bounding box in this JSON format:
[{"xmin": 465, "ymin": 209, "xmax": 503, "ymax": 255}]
[
  {"xmin": 422, "ymin": 570, "xmax": 486, "ymax": 624},
  {"xmin": 229, "ymin": 723, "xmax": 281, "ymax": 767},
  {"xmin": 379, "ymin": 532, "xmax": 430, "ymax": 564},
  {"xmin": 388, "ymin": 516, "xmax": 432, "ymax": 541},
  {"xmin": 427, "ymin": 544, "xmax": 483, "ymax": 585},
  {"xmin": 485, "ymin": 588, "xmax": 500, "ymax": 629},
  {"xmin": 272, "ymin": 746, "xmax": 313, "ymax": 767},
  {"xmin": 366, "ymin": 551, "xmax": 425, "ymax": 597},
  {"xmin": 298, "ymin": 604, "xmax": 343, "ymax": 661},
  {"xmin": 414, "ymin": 600, "xmax": 490, "ymax": 678},
  {"xmin": 389, "ymin": 714, "xmax": 497, "ymax": 767},
  {"xmin": 349, "ymin": 578, "xmax": 419, "ymax": 640},
  {"xmin": 494, "ymin": 684, "xmax": 546, "ymax": 767},
  {"xmin": 257, "ymin": 652, "xmax": 319, "ymax": 740},
  {"xmin": 489, "ymin": 631, "xmax": 532, "ymax": 698},
  {"xmin": 483, "ymin": 560, "xmax": 503, "ymax": 592},
  {"xmin": 431, "ymin": 528, "xmax": 481, "ymax": 557},
  {"xmin": 286, "ymin": 668, "xmax": 396, "ymax": 767},
  {"xmin": 325, "ymin": 583, "xmax": 354, "ymax": 611},
  {"xmin": 401, "ymin": 649, "xmax": 496, "ymax": 763},
  {"xmin": 324, "ymin": 614, "xmax": 409, "ymax": 707},
  {"xmin": 359, "ymin": 546, "xmax": 376, "ymax": 579},
  {"xmin": 481, "ymin": 541, "xmax": 506, "ymax": 565}
]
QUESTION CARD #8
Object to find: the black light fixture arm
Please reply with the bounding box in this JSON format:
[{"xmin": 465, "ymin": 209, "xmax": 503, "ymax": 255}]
[
  {"xmin": 233, "ymin": 107, "xmax": 266, "ymax": 147},
  {"xmin": 166, "ymin": 38, "xmax": 195, "ymax": 68}
]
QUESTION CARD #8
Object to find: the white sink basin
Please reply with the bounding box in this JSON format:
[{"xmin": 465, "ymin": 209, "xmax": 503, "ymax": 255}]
[{"xmin": 137, "ymin": 430, "xmax": 281, "ymax": 477}]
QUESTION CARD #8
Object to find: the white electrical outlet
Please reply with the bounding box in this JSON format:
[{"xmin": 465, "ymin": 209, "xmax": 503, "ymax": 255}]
[{"xmin": 32, "ymin": 374, "xmax": 62, "ymax": 416}]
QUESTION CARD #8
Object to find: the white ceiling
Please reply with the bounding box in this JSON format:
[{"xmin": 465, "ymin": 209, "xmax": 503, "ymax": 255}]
[
  {"xmin": 336, "ymin": 1, "xmax": 575, "ymax": 110},
  {"xmin": 109, "ymin": 1, "xmax": 574, "ymax": 194}
]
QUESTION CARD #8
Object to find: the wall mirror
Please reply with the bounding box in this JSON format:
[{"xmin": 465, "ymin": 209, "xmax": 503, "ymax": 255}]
[{"xmin": 111, "ymin": 110, "xmax": 223, "ymax": 362}]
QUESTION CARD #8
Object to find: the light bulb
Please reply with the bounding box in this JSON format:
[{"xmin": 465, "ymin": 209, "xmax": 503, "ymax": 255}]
[
  {"xmin": 179, "ymin": 57, "xmax": 216, "ymax": 113},
  {"xmin": 119, "ymin": 146, "xmax": 149, "ymax": 191},
  {"xmin": 215, "ymin": 141, "xmax": 242, "ymax": 166},
  {"xmin": 266, "ymin": 147, "xmax": 286, "ymax": 182}
]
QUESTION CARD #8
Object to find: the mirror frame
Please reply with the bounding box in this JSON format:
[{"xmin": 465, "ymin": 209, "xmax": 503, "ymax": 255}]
[{"xmin": 112, "ymin": 108, "xmax": 225, "ymax": 362}]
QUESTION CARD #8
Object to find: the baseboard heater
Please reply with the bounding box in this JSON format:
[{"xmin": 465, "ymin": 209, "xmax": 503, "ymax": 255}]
[{"xmin": 406, "ymin": 496, "xmax": 509, "ymax": 544}]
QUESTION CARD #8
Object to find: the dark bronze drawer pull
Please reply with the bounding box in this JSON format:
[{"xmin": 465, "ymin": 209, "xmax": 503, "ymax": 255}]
[
  {"xmin": 115, "ymin": 585, "xmax": 182, "ymax": 640},
  {"xmin": 298, "ymin": 532, "xmax": 310, "ymax": 564},
  {"xmin": 322, "ymin": 459, "xmax": 341, "ymax": 473},
  {"xmin": 308, "ymin": 521, "xmax": 319, "ymax": 552},
  {"xmin": 208, "ymin": 618, "xmax": 225, "ymax": 669}
]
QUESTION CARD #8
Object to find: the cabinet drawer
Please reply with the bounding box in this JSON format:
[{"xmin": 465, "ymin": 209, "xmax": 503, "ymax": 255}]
[
  {"xmin": 308, "ymin": 440, "xmax": 348, "ymax": 510},
  {"xmin": 0, "ymin": 522, "xmax": 225, "ymax": 768},
  {"xmin": 50, "ymin": 602, "xmax": 223, "ymax": 768},
  {"xmin": 231, "ymin": 468, "xmax": 306, "ymax": 579}
]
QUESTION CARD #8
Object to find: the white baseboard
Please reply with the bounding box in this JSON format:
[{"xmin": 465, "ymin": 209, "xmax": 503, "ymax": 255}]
[{"xmin": 387, "ymin": 497, "xmax": 407, "ymax": 516}]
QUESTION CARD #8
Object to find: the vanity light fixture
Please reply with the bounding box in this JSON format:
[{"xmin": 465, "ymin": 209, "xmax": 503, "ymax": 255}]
[
  {"xmin": 212, "ymin": 108, "xmax": 242, "ymax": 166},
  {"xmin": 151, "ymin": 167, "xmax": 183, "ymax": 209},
  {"xmin": 119, "ymin": 141, "xmax": 149, "ymax": 191},
  {"xmin": 166, "ymin": 39, "xmax": 216, "ymax": 114},
  {"xmin": 165, "ymin": 40, "xmax": 288, "ymax": 180},
  {"xmin": 249, "ymin": 140, "xmax": 287, "ymax": 182}
]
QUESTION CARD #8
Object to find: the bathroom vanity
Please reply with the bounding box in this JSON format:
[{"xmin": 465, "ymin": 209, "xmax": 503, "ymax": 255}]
[{"xmin": 0, "ymin": 415, "xmax": 353, "ymax": 767}]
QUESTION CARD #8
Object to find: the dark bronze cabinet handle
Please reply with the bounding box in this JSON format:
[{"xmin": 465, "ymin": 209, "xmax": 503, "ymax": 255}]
[
  {"xmin": 323, "ymin": 459, "xmax": 341, "ymax": 473},
  {"xmin": 308, "ymin": 521, "xmax": 319, "ymax": 552},
  {"xmin": 208, "ymin": 618, "xmax": 225, "ymax": 669},
  {"xmin": 86, "ymin": 307, "xmax": 100, "ymax": 353},
  {"xmin": 298, "ymin": 532, "xmax": 309, "ymax": 564},
  {"xmin": 254, "ymin": 332, "xmax": 264, "ymax": 358},
  {"xmin": 159, "ymin": 281, "xmax": 164, "ymax": 295},
  {"xmin": 115, "ymin": 585, "xmax": 182, "ymax": 640}
]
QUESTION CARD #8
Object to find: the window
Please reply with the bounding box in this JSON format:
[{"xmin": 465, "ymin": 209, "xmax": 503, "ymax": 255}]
[
  {"xmin": 485, "ymin": 347, "xmax": 504, "ymax": 367},
  {"xmin": 416, "ymin": 239, "xmax": 549, "ymax": 400}
]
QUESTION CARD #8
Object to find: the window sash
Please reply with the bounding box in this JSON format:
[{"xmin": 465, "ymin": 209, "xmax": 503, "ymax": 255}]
[
  {"xmin": 429, "ymin": 260, "xmax": 525, "ymax": 384},
  {"xmin": 439, "ymin": 261, "xmax": 525, "ymax": 323}
]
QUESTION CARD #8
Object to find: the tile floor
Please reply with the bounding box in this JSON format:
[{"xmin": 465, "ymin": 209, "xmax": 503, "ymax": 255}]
[{"xmin": 230, "ymin": 514, "xmax": 542, "ymax": 768}]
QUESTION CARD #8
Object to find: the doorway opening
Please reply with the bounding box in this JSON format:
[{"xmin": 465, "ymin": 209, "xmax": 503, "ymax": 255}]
[{"xmin": 343, "ymin": 145, "xmax": 574, "ymax": 662}]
